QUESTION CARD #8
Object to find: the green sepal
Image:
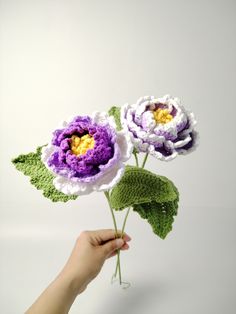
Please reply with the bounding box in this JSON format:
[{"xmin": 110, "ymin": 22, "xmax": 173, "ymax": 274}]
[
  {"xmin": 110, "ymin": 165, "xmax": 179, "ymax": 239},
  {"xmin": 108, "ymin": 106, "xmax": 122, "ymax": 131},
  {"xmin": 133, "ymin": 147, "xmax": 140, "ymax": 154},
  {"xmin": 11, "ymin": 145, "xmax": 78, "ymax": 202}
]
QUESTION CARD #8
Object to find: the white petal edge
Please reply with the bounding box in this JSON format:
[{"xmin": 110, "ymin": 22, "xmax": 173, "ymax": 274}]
[
  {"xmin": 41, "ymin": 144, "xmax": 56, "ymax": 172},
  {"xmin": 173, "ymin": 134, "xmax": 192, "ymax": 148},
  {"xmin": 52, "ymin": 160, "xmax": 126, "ymax": 195},
  {"xmin": 116, "ymin": 130, "xmax": 133, "ymax": 162},
  {"xmin": 53, "ymin": 176, "xmax": 93, "ymax": 196},
  {"xmin": 148, "ymin": 148, "xmax": 178, "ymax": 161},
  {"xmin": 177, "ymin": 130, "xmax": 200, "ymax": 155},
  {"xmin": 95, "ymin": 162, "xmax": 125, "ymax": 192},
  {"xmin": 91, "ymin": 111, "xmax": 117, "ymax": 129}
]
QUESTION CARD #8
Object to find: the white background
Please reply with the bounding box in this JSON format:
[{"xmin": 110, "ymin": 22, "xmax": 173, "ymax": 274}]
[{"xmin": 0, "ymin": 0, "xmax": 236, "ymax": 313}]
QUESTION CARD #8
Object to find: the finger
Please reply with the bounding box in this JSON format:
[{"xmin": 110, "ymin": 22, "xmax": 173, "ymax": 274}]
[
  {"xmin": 107, "ymin": 243, "xmax": 130, "ymax": 258},
  {"xmin": 102, "ymin": 238, "xmax": 124, "ymax": 257},
  {"xmin": 121, "ymin": 243, "xmax": 130, "ymax": 250},
  {"xmin": 108, "ymin": 251, "xmax": 118, "ymax": 258},
  {"xmin": 90, "ymin": 229, "xmax": 131, "ymax": 244},
  {"xmin": 122, "ymin": 234, "xmax": 132, "ymax": 242}
]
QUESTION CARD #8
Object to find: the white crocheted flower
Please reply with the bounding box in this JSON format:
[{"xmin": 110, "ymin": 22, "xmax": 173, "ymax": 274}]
[
  {"xmin": 41, "ymin": 111, "xmax": 133, "ymax": 195},
  {"xmin": 120, "ymin": 95, "xmax": 199, "ymax": 161}
]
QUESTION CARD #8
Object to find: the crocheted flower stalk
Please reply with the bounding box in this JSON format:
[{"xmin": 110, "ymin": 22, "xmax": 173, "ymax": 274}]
[
  {"xmin": 108, "ymin": 93, "xmax": 199, "ymax": 285},
  {"xmin": 12, "ymin": 94, "xmax": 198, "ymax": 289},
  {"xmin": 41, "ymin": 112, "xmax": 133, "ymax": 195},
  {"xmin": 41, "ymin": 111, "xmax": 134, "ymax": 287},
  {"xmin": 12, "ymin": 110, "xmax": 133, "ymax": 287},
  {"xmin": 120, "ymin": 94, "xmax": 199, "ymax": 161}
]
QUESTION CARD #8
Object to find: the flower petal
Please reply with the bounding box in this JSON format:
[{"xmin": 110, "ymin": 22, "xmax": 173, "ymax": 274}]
[
  {"xmin": 41, "ymin": 144, "xmax": 56, "ymax": 171},
  {"xmin": 95, "ymin": 162, "xmax": 125, "ymax": 191},
  {"xmin": 177, "ymin": 130, "xmax": 200, "ymax": 155},
  {"xmin": 92, "ymin": 111, "xmax": 117, "ymax": 129},
  {"xmin": 53, "ymin": 175, "xmax": 93, "ymax": 195},
  {"xmin": 120, "ymin": 94, "xmax": 198, "ymax": 161},
  {"xmin": 116, "ymin": 130, "xmax": 133, "ymax": 161}
]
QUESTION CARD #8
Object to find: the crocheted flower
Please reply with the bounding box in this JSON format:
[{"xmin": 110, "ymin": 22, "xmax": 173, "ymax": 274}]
[
  {"xmin": 120, "ymin": 95, "xmax": 198, "ymax": 161},
  {"xmin": 41, "ymin": 112, "xmax": 133, "ymax": 195}
]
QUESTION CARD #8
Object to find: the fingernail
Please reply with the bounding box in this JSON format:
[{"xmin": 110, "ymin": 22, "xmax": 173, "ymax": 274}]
[
  {"xmin": 124, "ymin": 234, "xmax": 132, "ymax": 241},
  {"xmin": 123, "ymin": 243, "xmax": 129, "ymax": 250},
  {"xmin": 116, "ymin": 239, "xmax": 124, "ymax": 247}
]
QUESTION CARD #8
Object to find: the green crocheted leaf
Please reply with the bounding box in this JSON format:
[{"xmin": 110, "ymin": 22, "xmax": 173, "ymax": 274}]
[
  {"xmin": 133, "ymin": 200, "xmax": 178, "ymax": 239},
  {"xmin": 110, "ymin": 165, "xmax": 179, "ymax": 239},
  {"xmin": 108, "ymin": 106, "xmax": 122, "ymax": 131},
  {"xmin": 11, "ymin": 145, "xmax": 78, "ymax": 202},
  {"xmin": 110, "ymin": 165, "xmax": 178, "ymax": 208}
]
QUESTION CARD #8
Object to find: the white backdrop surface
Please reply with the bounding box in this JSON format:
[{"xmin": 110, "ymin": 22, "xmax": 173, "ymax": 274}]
[{"xmin": 0, "ymin": 0, "xmax": 236, "ymax": 313}]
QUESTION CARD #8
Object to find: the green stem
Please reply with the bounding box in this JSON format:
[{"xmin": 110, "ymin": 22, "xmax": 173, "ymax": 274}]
[
  {"xmin": 141, "ymin": 152, "xmax": 149, "ymax": 168},
  {"xmin": 114, "ymin": 206, "xmax": 131, "ymax": 277},
  {"xmin": 104, "ymin": 191, "xmax": 118, "ymax": 234},
  {"xmin": 121, "ymin": 207, "xmax": 131, "ymax": 235},
  {"xmin": 117, "ymin": 250, "xmax": 122, "ymax": 284},
  {"xmin": 133, "ymin": 152, "xmax": 139, "ymax": 167},
  {"xmin": 104, "ymin": 191, "xmax": 122, "ymax": 284}
]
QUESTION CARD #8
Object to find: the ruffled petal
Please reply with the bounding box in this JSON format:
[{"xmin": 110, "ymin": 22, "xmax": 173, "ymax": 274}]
[
  {"xmin": 53, "ymin": 176, "xmax": 93, "ymax": 195},
  {"xmin": 94, "ymin": 162, "xmax": 125, "ymax": 191},
  {"xmin": 92, "ymin": 111, "xmax": 117, "ymax": 129},
  {"xmin": 177, "ymin": 130, "xmax": 199, "ymax": 155},
  {"xmin": 41, "ymin": 111, "xmax": 133, "ymax": 196},
  {"xmin": 121, "ymin": 94, "xmax": 198, "ymax": 161},
  {"xmin": 41, "ymin": 144, "xmax": 56, "ymax": 171},
  {"xmin": 116, "ymin": 130, "xmax": 133, "ymax": 161}
]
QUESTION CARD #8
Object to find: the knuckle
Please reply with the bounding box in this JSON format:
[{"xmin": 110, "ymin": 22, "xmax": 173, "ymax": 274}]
[
  {"xmin": 110, "ymin": 240, "xmax": 117, "ymax": 251},
  {"xmin": 79, "ymin": 230, "xmax": 89, "ymax": 239}
]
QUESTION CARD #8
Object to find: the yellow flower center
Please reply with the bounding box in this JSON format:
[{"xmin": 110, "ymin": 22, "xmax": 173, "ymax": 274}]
[
  {"xmin": 70, "ymin": 134, "xmax": 95, "ymax": 156},
  {"xmin": 153, "ymin": 108, "xmax": 173, "ymax": 124}
]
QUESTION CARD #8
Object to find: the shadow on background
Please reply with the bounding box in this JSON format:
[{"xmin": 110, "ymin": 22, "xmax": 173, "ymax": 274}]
[{"xmin": 95, "ymin": 279, "xmax": 168, "ymax": 314}]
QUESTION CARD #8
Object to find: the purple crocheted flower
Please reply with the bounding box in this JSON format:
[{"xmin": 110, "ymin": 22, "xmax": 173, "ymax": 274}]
[
  {"xmin": 121, "ymin": 95, "xmax": 199, "ymax": 161},
  {"xmin": 41, "ymin": 112, "xmax": 133, "ymax": 195}
]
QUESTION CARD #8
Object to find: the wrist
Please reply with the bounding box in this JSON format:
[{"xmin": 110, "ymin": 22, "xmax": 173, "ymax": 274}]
[{"xmin": 58, "ymin": 267, "xmax": 89, "ymax": 296}]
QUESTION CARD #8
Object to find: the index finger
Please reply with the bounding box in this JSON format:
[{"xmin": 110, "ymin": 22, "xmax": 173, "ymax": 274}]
[{"xmin": 90, "ymin": 229, "xmax": 131, "ymax": 243}]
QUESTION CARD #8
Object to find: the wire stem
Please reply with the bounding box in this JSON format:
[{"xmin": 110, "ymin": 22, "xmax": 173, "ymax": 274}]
[
  {"xmin": 121, "ymin": 207, "xmax": 131, "ymax": 235},
  {"xmin": 104, "ymin": 191, "xmax": 118, "ymax": 234},
  {"xmin": 133, "ymin": 152, "xmax": 139, "ymax": 167},
  {"xmin": 141, "ymin": 152, "xmax": 149, "ymax": 168},
  {"xmin": 104, "ymin": 191, "xmax": 123, "ymax": 285},
  {"xmin": 114, "ymin": 206, "xmax": 131, "ymax": 277}
]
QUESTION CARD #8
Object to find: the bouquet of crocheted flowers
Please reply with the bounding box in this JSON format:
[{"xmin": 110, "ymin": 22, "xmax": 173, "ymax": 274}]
[{"xmin": 12, "ymin": 94, "xmax": 199, "ymax": 288}]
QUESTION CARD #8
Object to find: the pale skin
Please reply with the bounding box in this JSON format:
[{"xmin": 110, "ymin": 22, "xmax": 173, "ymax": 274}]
[{"xmin": 25, "ymin": 229, "xmax": 131, "ymax": 314}]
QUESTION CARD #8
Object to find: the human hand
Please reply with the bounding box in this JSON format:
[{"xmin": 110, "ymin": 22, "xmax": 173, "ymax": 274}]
[{"xmin": 60, "ymin": 229, "xmax": 131, "ymax": 295}]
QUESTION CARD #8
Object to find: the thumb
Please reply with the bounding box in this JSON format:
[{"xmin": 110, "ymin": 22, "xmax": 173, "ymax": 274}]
[{"xmin": 102, "ymin": 238, "xmax": 124, "ymax": 257}]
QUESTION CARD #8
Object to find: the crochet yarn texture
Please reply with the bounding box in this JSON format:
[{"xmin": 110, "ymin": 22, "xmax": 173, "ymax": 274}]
[
  {"xmin": 110, "ymin": 165, "xmax": 179, "ymax": 239},
  {"xmin": 12, "ymin": 145, "xmax": 77, "ymax": 202},
  {"xmin": 10, "ymin": 94, "xmax": 200, "ymax": 289}
]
